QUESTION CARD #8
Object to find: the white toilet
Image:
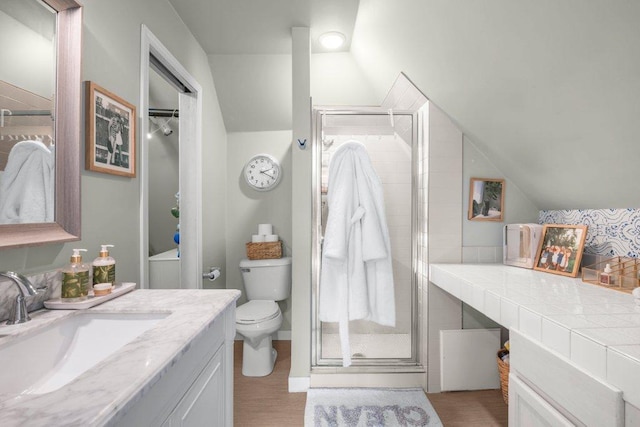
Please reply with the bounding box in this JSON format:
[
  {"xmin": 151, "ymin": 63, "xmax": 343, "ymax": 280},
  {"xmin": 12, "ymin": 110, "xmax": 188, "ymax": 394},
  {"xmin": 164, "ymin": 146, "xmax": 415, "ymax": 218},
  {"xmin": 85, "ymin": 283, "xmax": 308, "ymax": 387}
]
[{"xmin": 235, "ymin": 256, "xmax": 291, "ymax": 377}]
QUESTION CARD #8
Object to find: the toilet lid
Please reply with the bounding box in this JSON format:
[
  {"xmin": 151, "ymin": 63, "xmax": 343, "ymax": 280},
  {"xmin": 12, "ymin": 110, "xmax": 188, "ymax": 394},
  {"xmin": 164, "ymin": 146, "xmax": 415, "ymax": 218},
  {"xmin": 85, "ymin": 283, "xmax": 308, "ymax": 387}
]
[{"xmin": 236, "ymin": 300, "xmax": 280, "ymax": 324}]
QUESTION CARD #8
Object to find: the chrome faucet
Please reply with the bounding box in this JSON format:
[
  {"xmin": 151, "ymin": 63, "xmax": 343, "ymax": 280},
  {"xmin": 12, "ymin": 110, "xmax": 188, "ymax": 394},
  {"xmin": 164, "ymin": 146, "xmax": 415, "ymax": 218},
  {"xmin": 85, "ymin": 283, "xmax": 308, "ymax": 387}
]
[{"xmin": 0, "ymin": 271, "xmax": 46, "ymax": 325}]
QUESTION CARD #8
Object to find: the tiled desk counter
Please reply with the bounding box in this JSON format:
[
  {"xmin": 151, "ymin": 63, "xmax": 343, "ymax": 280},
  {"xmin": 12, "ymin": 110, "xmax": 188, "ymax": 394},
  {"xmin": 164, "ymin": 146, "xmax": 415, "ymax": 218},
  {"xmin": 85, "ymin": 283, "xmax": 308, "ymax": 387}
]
[{"xmin": 430, "ymin": 263, "xmax": 640, "ymax": 424}]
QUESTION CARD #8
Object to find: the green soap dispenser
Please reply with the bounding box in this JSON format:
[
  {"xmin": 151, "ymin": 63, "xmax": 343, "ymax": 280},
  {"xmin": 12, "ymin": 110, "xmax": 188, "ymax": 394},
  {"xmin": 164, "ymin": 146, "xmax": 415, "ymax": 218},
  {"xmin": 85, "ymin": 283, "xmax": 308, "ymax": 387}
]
[
  {"xmin": 62, "ymin": 248, "xmax": 90, "ymax": 301},
  {"xmin": 93, "ymin": 244, "xmax": 116, "ymax": 287}
]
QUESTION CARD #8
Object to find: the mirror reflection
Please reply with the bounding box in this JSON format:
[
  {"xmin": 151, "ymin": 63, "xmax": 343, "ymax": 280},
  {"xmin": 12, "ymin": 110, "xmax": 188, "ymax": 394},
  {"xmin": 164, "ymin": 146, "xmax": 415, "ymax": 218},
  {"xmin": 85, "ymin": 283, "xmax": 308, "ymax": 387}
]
[{"xmin": 0, "ymin": 0, "xmax": 56, "ymax": 224}]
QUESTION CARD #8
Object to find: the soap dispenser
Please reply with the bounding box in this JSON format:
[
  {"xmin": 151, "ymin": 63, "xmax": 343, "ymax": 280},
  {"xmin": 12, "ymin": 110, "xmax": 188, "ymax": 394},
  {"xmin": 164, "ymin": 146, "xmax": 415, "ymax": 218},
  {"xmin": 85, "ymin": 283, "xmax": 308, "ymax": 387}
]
[
  {"xmin": 62, "ymin": 248, "xmax": 90, "ymax": 301},
  {"xmin": 93, "ymin": 244, "xmax": 116, "ymax": 287}
]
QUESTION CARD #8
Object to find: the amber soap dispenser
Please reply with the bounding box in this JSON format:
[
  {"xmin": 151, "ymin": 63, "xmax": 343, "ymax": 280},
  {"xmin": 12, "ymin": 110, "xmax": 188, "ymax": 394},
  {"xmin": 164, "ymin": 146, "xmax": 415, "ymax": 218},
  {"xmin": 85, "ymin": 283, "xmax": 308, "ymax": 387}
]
[{"xmin": 61, "ymin": 249, "xmax": 90, "ymax": 301}]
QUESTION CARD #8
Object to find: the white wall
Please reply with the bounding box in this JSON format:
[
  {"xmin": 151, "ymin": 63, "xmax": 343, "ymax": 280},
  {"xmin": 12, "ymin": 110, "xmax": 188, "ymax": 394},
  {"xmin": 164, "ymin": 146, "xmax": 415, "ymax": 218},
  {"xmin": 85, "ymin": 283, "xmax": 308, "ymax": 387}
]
[
  {"xmin": 0, "ymin": 9, "xmax": 54, "ymax": 98},
  {"xmin": 462, "ymin": 136, "xmax": 539, "ymax": 262},
  {"xmin": 0, "ymin": 0, "xmax": 227, "ymax": 291},
  {"xmin": 351, "ymin": 0, "xmax": 640, "ymax": 210},
  {"xmin": 225, "ymin": 131, "xmax": 292, "ymax": 328},
  {"xmin": 311, "ymin": 52, "xmax": 378, "ymax": 107},
  {"xmin": 209, "ymin": 51, "xmax": 379, "ymax": 133},
  {"xmin": 425, "ymin": 102, "xmax": 464, "ymax": 392},
  {"xmin": 208, "ymin": 54, "xmax": 292, "ymax": 132}
]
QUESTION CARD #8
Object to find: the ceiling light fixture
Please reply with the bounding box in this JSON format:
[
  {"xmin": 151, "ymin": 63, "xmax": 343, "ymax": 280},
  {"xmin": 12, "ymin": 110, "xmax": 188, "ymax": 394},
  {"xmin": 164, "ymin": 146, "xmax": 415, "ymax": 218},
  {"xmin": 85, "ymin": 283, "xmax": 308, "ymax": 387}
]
[{"xmin": 319, "ymin": 31, "xmax": 345, "ymax": 50}]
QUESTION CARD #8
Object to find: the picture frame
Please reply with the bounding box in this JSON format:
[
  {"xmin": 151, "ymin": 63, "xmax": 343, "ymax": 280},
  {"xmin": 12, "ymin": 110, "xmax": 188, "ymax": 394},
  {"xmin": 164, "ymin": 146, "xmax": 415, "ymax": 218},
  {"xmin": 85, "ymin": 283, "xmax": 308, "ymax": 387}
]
[
  {"xmin": 468, "ymin": 178, "xmax": 505, "ymax": 221},
  {"xmin": 533, "ymin": 224, "xmax": 588, "ymax": 278},
  {"xmin": 85, "ymin": 81, "xmax": 136, "ymax": 177}
]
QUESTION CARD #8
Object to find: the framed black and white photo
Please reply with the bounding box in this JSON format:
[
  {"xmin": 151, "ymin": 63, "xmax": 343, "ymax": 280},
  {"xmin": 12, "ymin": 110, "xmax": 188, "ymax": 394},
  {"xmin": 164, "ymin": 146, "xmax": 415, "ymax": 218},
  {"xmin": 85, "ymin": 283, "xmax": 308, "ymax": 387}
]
[
  {"xmin": 85, "ymin": 81, "xmax": 136, "ymax": 177},
  {"xmin": 468, "ymin": 177, "xmax": 505, "ymax": 221}
]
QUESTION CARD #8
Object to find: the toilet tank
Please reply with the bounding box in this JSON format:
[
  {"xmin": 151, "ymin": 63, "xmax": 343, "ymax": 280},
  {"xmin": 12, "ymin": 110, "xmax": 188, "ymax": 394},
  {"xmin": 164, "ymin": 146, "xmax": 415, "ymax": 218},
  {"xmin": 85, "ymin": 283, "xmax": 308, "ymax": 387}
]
[{"xmin": 239, "ymin": 257, "xmax": 292, "ymax": 301}]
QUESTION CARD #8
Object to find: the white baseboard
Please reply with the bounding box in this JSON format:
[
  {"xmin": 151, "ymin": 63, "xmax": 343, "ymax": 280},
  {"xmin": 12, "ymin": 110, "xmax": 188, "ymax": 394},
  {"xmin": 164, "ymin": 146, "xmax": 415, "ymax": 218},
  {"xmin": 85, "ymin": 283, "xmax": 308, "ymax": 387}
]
[
  {"xmin": 288, "ymin": 376, "xmax": 310, "ymax": 393},
  {"xmin": 276, "ymin": 330, "xmax": 291, "ymax": 340}
]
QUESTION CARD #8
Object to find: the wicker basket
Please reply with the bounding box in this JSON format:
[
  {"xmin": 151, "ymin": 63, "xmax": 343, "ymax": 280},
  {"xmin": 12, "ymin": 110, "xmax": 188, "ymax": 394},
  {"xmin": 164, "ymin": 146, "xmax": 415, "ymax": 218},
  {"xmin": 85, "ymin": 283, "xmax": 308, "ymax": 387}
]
[
  {"xmin": 497, "ymin": 348, "xmax": 510, "ymax": 405},
  {"xmin": 246, "ymin": 241, "xmax": 282, "ymax": 260}
]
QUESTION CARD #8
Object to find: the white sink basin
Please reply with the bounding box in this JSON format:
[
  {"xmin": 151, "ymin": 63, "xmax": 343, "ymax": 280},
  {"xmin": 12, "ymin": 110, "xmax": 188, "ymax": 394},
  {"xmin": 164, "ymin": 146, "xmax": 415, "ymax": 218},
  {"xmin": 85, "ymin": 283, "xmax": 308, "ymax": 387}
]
[{"xmin": 0, "ymin": 312, "xmax": 167, "ymax": 396}]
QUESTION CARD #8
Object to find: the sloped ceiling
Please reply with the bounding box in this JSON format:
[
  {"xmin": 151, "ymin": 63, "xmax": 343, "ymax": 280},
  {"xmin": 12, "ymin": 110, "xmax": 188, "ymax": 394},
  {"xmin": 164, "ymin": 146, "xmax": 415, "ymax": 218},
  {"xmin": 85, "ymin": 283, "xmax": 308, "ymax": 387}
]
[
  {"xmin": 351, "ymin": 0, "xmax": 640, "ymax": 209},
  {"xmin": 169, "ymin": 0, "xmax": 362, "ymax": 132},
  {"xmin": 168, "ymin": 0, "xmax": 359, "ymax": 54},
  {"xmin": 170, "ymin": 0, "xmax": 640, "ymax": 210}
]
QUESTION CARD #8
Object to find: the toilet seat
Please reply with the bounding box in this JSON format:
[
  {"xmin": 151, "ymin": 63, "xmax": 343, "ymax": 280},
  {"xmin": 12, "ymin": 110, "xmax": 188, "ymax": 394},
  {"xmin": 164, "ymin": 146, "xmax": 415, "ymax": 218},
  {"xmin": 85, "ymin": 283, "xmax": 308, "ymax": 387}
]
[{"xmin": 236, "ymin": 300, "xmax": 280, "ymax": 325}]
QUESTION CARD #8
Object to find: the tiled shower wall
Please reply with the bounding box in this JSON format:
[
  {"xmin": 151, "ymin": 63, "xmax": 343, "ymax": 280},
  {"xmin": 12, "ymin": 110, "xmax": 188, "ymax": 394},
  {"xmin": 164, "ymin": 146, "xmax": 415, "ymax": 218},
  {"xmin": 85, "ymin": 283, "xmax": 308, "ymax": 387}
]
[{"xmin": 321, "ymin": 133, "xmax": 413, "ymax": 334}]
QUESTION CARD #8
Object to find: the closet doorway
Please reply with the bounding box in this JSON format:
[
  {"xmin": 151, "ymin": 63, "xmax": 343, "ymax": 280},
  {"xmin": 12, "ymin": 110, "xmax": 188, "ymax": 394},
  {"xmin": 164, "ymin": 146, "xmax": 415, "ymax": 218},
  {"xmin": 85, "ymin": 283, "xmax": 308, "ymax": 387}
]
[
  {"xmin": 139, "ymin": 26, "xmax": 203, "ymax": 289},
  {"xmin": 147, "ymin": 67, "xmax": 179, "ymax": 269}
]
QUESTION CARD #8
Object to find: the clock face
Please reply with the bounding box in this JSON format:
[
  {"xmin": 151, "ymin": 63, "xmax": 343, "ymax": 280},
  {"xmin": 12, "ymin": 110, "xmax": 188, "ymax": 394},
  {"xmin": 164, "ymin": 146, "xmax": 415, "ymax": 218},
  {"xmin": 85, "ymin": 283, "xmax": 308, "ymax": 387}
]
[{"xmin": 244, "ymin": 154, "xmax": 281, "ymax": 191}]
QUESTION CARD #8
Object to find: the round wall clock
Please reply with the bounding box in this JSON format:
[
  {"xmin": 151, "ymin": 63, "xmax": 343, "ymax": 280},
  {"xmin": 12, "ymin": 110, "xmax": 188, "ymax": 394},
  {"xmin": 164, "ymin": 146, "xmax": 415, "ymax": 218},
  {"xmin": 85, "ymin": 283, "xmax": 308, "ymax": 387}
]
[{"xmin": 244, "ymin": 154, "xmax": 282, "ymax": 191}]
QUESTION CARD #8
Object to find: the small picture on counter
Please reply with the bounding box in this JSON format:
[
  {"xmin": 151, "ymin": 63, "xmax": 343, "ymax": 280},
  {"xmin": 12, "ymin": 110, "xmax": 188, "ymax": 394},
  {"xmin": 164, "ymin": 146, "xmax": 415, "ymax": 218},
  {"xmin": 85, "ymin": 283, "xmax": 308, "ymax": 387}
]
[
  {"xmin": 534, "ymin": 224, "xmax": 587, "ymax": 278},
  {"xmin": 468, "ymin": 178, "xmax": 505, "ymax": 221}
]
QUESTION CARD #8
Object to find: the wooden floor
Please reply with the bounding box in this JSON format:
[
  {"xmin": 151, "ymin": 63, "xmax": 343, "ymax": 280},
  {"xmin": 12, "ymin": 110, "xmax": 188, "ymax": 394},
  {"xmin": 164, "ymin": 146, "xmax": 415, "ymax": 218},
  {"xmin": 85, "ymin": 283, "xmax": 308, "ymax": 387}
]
[
  {"xmin": 234, "ymin": 341, "xmax": 508, "ymax": 426},
  {"xmin": 234, "ymin": 340, "xmax": 307, "ymax": 426},
  {"xmin": 427, "ymin": 390, "xmax": 508, "ymax": 426}
]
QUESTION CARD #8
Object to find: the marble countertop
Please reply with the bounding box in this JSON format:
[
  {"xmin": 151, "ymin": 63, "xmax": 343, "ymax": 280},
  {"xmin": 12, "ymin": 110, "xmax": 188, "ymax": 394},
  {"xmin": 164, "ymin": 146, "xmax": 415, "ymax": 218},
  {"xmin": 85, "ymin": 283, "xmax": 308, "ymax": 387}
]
[
  {"xmin": 429, "ymin": 263, "xmax": 640, "ymax": 407},
  {"xmin": 0, "ymin": 288, "xmax": 240, "ymax": 426}
]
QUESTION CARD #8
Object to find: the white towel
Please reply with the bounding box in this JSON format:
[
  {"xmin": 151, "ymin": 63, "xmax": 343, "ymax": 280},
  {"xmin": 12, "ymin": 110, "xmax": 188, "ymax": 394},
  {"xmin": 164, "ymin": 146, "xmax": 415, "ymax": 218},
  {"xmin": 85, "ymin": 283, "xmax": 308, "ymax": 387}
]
[
  {"xmin": 319, "ymin": 140, "xmax": 396, "ymax": 367},
  {"xmin": 0, "ymin": 140, "xmax": 55, "ymax": 223}
]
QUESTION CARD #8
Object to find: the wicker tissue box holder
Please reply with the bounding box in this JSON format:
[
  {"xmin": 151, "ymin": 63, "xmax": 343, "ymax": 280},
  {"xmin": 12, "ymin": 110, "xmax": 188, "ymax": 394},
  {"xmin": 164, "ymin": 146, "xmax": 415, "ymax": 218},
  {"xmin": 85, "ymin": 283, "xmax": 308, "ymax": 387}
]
[{"xmin": 246, "ymin": 241, "xmax": 282, "ymax": 260}]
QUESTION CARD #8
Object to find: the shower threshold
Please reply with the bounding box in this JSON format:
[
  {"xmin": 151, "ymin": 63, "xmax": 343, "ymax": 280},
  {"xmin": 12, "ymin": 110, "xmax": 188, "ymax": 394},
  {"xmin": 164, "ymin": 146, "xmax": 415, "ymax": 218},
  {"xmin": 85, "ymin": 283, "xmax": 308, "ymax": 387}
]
[
  {"xmin": 310, "ymin": 366, "xmax": 425, "ymax": 389},
  {"xmin": 321, "ymin": 333, "xmax": 412, "ymax": 360}
]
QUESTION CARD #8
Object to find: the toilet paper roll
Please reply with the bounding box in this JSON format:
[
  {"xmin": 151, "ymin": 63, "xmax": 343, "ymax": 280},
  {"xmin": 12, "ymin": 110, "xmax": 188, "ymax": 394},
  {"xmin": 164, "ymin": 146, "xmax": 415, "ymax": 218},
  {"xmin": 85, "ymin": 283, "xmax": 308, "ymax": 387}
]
[
  {"xmin": 210, "ymin": 269, "xmax": 221, "ymax": 281},
  {"xmin": 251, "ymin": 234, "xmax": 265, "ymax": 243},
  {"xmin": 264, "ymin": 234, "xmax": 279, "ymax": 242},
  {"xmin": 258, "ymin": 223, "xmax": 273, "ymax": 235}
]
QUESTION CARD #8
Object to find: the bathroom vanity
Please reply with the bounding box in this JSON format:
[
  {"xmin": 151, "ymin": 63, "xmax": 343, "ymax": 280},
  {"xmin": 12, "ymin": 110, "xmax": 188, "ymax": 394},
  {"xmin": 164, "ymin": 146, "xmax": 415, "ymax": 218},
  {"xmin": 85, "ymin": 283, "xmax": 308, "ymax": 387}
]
[
  {"xmin": 430, "ymin": 264, "xmax": 640, "ymax": 426},
  {"xmin": 0, "ymin": 288, "xmax": 240, "ymax": 426}
]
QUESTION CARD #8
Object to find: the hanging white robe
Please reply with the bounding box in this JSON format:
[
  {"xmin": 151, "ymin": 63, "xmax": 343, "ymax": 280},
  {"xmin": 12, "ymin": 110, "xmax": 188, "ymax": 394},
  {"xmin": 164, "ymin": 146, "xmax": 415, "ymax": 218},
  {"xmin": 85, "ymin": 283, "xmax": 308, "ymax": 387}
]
[
  {"xmin": 319, "ymin": 140, "xmax": 396, "ymax": 367},
  {"xmin": 0, "ymin": 140, "xmax": 54, "ymax": 223}
]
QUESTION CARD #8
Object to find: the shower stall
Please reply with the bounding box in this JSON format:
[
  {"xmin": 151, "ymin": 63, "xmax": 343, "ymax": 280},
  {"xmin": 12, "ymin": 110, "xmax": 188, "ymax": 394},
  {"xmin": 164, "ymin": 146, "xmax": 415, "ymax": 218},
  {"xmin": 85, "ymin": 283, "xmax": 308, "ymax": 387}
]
[{"xmin": 311, "ymin": 107, "xmax": 426, "ymax": 374}]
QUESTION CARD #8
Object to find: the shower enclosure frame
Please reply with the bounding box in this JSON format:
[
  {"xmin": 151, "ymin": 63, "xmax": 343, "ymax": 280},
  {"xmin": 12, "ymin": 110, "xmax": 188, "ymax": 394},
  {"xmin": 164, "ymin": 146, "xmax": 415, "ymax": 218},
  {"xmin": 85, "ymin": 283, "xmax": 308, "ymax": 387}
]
[{"xmin": 311, "ymin": 107, "xmax": 425, "ymax": 372}]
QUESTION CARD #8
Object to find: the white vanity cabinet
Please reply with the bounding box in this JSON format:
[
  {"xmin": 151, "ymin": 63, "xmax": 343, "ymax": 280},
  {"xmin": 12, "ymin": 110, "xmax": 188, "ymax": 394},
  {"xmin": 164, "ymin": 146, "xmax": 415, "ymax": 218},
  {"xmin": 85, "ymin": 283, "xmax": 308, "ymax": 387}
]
[
  {"xmin": 116, "ymin": 305, "xmax": 235, "ymax": 427},
  {"xmin": 427, "ymin": 264, "xmax": 640, "ymax": 426},
  {"xmin": 509, "ymin": 329, "xmax": 624, "ymax": 426},
  {"xmin": 162, "ymin": 346, "xmax": 225, "ymax": 426}
]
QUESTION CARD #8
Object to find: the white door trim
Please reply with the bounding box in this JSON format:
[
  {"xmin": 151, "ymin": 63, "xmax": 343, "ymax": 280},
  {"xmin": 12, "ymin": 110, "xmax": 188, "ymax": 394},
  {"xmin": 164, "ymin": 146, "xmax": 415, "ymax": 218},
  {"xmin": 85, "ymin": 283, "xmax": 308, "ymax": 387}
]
[{"xmin": 139, "ymin": 25, "xmax": 203, "ymax": 289}]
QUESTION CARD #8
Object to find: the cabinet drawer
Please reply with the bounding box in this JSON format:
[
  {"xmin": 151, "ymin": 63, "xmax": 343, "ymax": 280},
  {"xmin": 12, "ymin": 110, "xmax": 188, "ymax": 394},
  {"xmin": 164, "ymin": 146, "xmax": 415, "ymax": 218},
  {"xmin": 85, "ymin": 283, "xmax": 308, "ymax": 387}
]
[
  {"xmin": 115, "ymin": 309, "xmax": 228, "ymax": 426},
  {"xmin": 509, "ymin": 374, "xmax": 574, "ymax": 427},
  {"xmin": 511, "ymin": 329, "xmax": 623, "ymax": 427},
  {"xmin": 167, "ymin": 346, "xmax": 224, "ymax": 426}
]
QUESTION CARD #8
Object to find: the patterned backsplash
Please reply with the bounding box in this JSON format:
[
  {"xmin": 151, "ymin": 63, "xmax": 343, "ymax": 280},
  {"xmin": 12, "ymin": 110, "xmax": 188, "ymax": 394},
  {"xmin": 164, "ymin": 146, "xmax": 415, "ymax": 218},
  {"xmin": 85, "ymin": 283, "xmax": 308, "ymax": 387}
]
[{"xmin": 539, "ymin": 209, "xmax": 640, "ymax": 257}]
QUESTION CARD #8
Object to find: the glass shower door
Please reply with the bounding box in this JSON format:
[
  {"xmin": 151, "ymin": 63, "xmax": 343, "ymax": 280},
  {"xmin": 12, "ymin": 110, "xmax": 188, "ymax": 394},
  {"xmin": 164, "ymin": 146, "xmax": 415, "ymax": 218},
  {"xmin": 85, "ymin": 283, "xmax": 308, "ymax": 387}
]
[{"xmin": 312, "ymin": 110, "xmax": 421, "ymax": 368}]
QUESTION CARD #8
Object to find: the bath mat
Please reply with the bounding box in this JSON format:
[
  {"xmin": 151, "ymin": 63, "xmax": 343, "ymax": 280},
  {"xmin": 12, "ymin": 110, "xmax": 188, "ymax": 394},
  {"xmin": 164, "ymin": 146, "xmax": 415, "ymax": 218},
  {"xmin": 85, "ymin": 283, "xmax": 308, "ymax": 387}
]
[{"xmin": 304, "ymin": 387, "xmax": 443, "ymax": 427}]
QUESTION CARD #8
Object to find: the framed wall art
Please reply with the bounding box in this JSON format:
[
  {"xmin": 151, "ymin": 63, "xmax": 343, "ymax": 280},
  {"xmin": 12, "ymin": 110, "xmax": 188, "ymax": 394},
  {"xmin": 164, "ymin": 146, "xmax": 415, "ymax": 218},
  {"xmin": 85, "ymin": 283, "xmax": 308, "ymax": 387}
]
[
  {"xmin": 85, "ymin": 81, "xmax": 136, "ymax": 177},
  {"xmin": 534, "ymin": 224, "xmax": 588, "ymax": 277},
  {"xmin": 468, "ymin": 177, "xmax": 505, "ymax": 221}
]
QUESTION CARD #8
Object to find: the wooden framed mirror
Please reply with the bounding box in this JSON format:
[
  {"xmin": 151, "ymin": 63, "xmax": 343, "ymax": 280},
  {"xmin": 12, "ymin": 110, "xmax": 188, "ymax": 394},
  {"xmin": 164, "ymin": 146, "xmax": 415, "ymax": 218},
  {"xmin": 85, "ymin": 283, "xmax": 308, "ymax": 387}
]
[{"xmin": 0, "ymin": 0, "xmax": 82, "ymax": 249}]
